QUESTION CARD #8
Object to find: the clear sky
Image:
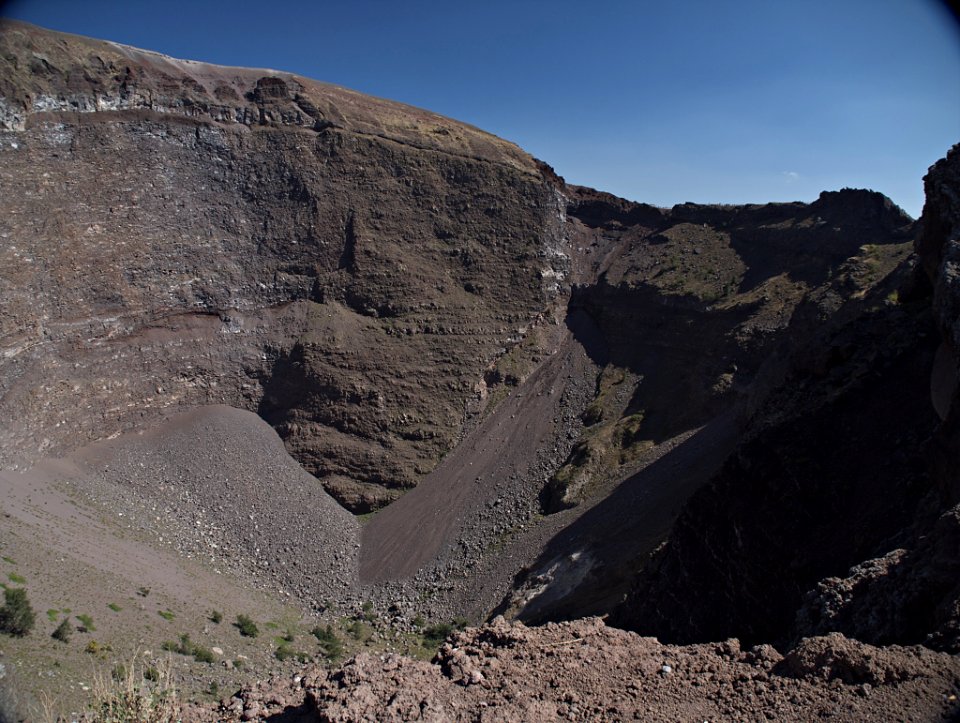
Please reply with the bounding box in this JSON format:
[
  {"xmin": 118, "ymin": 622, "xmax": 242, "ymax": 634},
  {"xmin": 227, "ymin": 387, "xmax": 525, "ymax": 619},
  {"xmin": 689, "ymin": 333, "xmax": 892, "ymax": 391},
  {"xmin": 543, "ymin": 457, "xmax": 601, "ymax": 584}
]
[{"xmin": 2, "ymin": 0, "xmax": 958, "ymax": 218}]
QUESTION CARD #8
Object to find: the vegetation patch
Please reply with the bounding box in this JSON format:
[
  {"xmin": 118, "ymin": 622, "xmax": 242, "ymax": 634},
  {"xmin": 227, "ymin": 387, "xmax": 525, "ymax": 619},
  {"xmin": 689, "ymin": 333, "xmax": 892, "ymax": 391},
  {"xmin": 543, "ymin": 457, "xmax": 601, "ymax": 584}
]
[
  {"xmin": 346, "ymin": 619, "xmax": 372, "ymax": 643},
  {"xmin": 157, "ymin": 609, "xmax": 175, "ymax": 621},
  {"xmin": 422, "ymin": 618, "xmax": 468, "ymax": 647},
  {"xmin": 92, "ymin": 657, "xmax": 177, "ymax": 722},
  {"xmin": 52, "ymin": 617, "xmax": 72, "ymax": 642},
  {"xmin": 235, "ymin": 614, "xmax": 259, "ymax": 638},
  {"xmin": 274, "ymin": 641, "xmax": 310, "ymax": 663},
  {"xmin": 85, "ymin": 639, "xmax": 112, "ymax": 655},
  {"xmin": 76, "ymin": 613, "xmax": 96, "ymax": 632},
  {"xmin": 0, "ymin": 587, "xmax": 35, "ymax": 636},
  {"xmin": 542, "ymin": 363, "xmax": 660, "ymax": 511},
  {"xmin": 312, "ymin": 624, "xmax": 344, "ymax": 662},
  {"xmin": 161, "ymin": 633, "xmax": 216, "ymax": 664}
]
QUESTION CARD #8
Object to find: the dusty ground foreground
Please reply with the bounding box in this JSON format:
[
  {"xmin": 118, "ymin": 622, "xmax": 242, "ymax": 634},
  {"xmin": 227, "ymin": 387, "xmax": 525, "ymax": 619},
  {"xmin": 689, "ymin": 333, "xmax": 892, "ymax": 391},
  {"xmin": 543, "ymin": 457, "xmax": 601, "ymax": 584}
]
[{"xmin": 187, "ymin": 617, "xmax": 960, "ymax": 722}]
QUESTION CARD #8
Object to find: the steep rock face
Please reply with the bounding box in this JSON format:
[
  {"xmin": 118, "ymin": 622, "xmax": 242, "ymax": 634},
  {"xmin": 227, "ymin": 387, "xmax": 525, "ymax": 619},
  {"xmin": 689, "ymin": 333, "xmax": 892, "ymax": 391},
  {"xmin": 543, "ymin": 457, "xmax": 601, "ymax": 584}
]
[
  {"xmin": 789, "ymin": 145, "xmax": 960, "ymax": 651},
  {"xmin": 494, "ymin": 188, "xmax": 918, "ymax": 625},
  {"xmin": 611, "ymin": 147, "xmax": 960, "ymax": 648},
  {"xmin": 0, "ymin": 20, "xmax": 567, "ymax": 511},
  {"xmin": 917, "ymin": 144, "xmax": 960, "ymax": 504},
  {"xmin": 539, "ymin": 187, "xmax": 915, "ymax": 512}
]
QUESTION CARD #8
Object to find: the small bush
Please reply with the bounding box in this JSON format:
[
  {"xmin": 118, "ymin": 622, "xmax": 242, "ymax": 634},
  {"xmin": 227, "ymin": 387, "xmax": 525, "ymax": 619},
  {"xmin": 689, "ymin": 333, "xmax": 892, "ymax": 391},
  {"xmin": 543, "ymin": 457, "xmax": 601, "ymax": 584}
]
[
  {"xmin": 422, "ymin": 618, "xmax": 467, "ymax": 647},
  {"xmin": 7, "ymin": 573, "xmax": 25, "ymax": 585},
  {"xmin": 311, "ymin": 624, "xmax": 336, "ymax": 644},
  {"xmin": 311, "ymin": 625, "xmax": 344, "ymax": 662},
  {"xmin": 157, "ymin": 610, "xmax": 175, "ymax": 621},
  {"xmin": 191, "ymin": 645, "xmax": 215, "ymax": 664},
  {"xmin": 361, "ymin": 601, "xmax": 375, "ymax": 622},
  {"xmin": 209, "ymin": 610, "xmax": 223, "ymax": 624},
  {"xmin": 46, "ymin": 609, "xmax": 60, "ymax": 622},
  {"xmin": 52, "ymin": 618, "xmax": 72, "ymax": 643},
  {"xmin": 76, "ymin": 613, "xmax": 96, "ymax": 632},
  {"xmin": 0, "ymin": 587, "xmax": 35, "ymax": 637},
  {"xmin": 108, "ymin": 602, "xmax": 122, "ymax": 612},
  {"xmin": 275, "ymin": 643, "xmax": 309, "ymax": 663},
  {"xmin": 143, "ymin": 667, "xmax": 160, "ymax": 683},
  {"xmin": 422, "ymin": 623, "xmax": 453, "ymax": 646},
  {"xmin": 235, "ymin": 614, "xmax": 258, "ymax": 638},
  {"xmin": 162, "ymin": 634, "xmax": 215, "ymax": 664},
  {"xmin": 346, "ymin": 620, "xmax": 371, "ymax": 642}
]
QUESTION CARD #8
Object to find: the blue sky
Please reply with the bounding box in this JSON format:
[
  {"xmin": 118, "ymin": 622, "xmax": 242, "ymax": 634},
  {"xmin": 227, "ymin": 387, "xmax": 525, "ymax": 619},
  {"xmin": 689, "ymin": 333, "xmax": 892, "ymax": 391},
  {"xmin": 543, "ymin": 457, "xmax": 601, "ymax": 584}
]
[{"xmin": 2, "ymin": 0, "xmax": 958, "ymax": 217}]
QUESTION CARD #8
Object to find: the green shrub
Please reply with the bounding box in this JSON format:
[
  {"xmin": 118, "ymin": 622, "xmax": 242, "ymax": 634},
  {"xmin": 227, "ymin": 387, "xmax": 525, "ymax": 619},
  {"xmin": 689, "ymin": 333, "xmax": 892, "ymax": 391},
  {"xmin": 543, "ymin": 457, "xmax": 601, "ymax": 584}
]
[
  {"xmin": 275, "ymin": 643, "xmax": 310, "ymax": 663},
  {"xmin": 161, "ymin": 633, "xmax": 215, "ymax": 664},
  {"xmin": 422, "ymin": 618, "xmax": 467, "ymax": 647},
  {"xmin": 52, "ymin": 618, "xmax": 72, "ymax": 643},
  {"xmin": 191, "ymin": 645, "xmax": 215, "ymax": 664},
  {"xmin": 235, "ymin": 614, "xmax": 258, "ymax": 638},
  {"xmin": 422, "ymin": 622, "xmax": 453, "ymax": 646},
  {"xmin": 311, "ymin": 625, "xmax": 344, "ymax": 662},
  {"xmin": 7, "ymin": 573, "xmax": 25, "ymax": 585},
  {"xmin": 0, "ymin": 588, "xmax": 35, "ymax": 636},
  {"xmin": 209, "ymin": 610, "xmax": 223, "ymax": 624},
  {"xmin": 76, "ymin": 613, "xmax": 96, "ymax": 632},
  {"xmin": 361, "ymin": 601, "xmax": 375, "ymax": 622},
  {"xmin": 311, "ymin": 624, "xmax": 337, "ymax": 644},
  {"xmin": 157, "ymin": 610, "xmax": 175, "ymax": 622},
  {"xmin": 347, "ymin": 620, "xmax": 373, "ymax": 643},
  {"xmin": 108, "ymin": 602, "xmax": 122, "ymax": 612}
]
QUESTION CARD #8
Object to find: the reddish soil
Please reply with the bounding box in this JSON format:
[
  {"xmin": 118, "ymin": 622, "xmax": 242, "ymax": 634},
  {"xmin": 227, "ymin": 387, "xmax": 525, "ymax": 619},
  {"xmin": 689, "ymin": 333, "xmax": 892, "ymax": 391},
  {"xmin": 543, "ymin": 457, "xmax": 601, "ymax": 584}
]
[{"xmin": 189, "ymin": 617, "xmax": 960, "ymax": 722}]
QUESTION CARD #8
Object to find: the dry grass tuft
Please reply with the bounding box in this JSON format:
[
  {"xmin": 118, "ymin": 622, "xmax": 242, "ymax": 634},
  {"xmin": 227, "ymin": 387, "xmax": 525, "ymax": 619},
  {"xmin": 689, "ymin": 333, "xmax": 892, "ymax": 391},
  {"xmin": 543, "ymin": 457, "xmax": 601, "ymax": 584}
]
[{"xmin": 89, "ymin": 654, "xmax": 178, "ymax": 722}]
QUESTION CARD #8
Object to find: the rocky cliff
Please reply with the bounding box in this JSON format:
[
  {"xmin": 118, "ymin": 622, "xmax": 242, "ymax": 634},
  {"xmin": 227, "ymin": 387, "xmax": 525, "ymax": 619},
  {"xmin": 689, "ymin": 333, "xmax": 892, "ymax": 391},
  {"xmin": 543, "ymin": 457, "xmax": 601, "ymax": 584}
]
[
  {"xmin": 0, "ymin": 19, "xmax": 568, "ymax": 512},
  {"xmin": 2, "ymin": 20, "xmax": 958, "ymax": 719},
  {"xmin": 612, "ymin": 145, "xmax": 960, "ymax": 652}
]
